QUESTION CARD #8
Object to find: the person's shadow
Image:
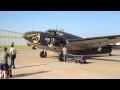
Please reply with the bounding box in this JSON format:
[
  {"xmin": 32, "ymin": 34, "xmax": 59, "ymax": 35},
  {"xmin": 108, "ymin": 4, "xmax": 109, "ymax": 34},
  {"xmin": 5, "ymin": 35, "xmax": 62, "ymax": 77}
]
[{"xmin": 11, "ymin": 70, "xmax": 52, "ymax": 78}]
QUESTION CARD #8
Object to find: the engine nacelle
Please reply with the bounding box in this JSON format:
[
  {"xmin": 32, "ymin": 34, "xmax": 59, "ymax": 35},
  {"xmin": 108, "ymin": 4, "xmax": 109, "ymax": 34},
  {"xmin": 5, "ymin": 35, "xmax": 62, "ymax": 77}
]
[
  {"xmin": 44, "ymin": 29, "xmax": 68, "ymax": 46},
  {"xmin": 45, "ymin": 35, "xmax": 67, "ymax": 46}
]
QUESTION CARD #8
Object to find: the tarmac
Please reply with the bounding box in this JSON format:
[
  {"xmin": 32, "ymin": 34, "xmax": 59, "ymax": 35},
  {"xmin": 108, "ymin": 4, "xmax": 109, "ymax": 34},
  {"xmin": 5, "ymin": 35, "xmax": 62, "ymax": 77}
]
[{"xmin": 9, "ymin": 49, "xmax": 120, "ymax": 79}]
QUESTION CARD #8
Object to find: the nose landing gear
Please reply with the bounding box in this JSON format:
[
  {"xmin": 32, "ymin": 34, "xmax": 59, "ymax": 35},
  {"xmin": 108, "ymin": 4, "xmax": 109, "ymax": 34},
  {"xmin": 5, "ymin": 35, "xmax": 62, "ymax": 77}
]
[{"xmin": 40, "ymin": 36, "xmax": 54, "ymax": 58}]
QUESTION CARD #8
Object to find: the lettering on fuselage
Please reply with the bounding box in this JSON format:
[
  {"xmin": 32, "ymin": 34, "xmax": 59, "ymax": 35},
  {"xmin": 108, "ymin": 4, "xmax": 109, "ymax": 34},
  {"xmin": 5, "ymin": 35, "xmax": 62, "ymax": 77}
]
[{"xmin": 27, "ymin": 34, "xmax": 37, "ymax": 37}]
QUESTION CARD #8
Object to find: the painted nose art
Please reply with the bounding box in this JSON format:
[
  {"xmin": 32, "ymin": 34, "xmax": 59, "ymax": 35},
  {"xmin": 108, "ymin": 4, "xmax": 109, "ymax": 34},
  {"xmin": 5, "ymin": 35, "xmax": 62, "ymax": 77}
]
[
  {"xmin": 22, "ymin": 32, "xmax": 41, "ymax": 45},
  {"xmin": 32, "ymin": 32, "xmax": 41, "ymax": 44}
]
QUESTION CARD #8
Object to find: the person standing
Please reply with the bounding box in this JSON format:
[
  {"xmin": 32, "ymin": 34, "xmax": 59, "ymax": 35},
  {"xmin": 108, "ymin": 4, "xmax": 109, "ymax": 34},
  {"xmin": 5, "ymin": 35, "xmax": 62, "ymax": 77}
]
[
  {"xmin": 0, "ymin": 47, "xmax": 10, "ymax": 79},
  {"xmin": 62, "ymin": 45, "xmax": 68, "ymax": 63},
  {"xmin": 9, "ymin": 44, "xmax": 17, "ymax": 69}
]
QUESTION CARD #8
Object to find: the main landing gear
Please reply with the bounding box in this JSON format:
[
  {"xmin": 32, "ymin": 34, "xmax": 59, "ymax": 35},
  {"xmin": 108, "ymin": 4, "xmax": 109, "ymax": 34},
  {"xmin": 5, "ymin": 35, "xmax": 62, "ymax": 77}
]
[
  {"xmin": 40, "ymin": 35, "xmax": 54, "ymax": 58},
  {"xmin": 109, "ymin": 53, "xmax": 112, "ymax": 56},
  {"xmin": 40, "ymin": 46, "xmax": 48, "ymax": 58}
]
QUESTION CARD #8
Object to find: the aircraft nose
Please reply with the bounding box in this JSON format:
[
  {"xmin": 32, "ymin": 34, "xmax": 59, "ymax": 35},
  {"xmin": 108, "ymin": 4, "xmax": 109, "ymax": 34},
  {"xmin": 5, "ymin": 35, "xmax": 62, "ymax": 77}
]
[
  {"xmin": 22, "ymin": 31, "xmax": 37, "ymax": 40},
  {"xmin": 22, "ymin": 32, "xmax": 28, "ymax": 39},
  {"xmin": 22, "ymin": 31, "xmax": 45, "ymax": 45},
  {"xmin": 22, "ymin": 33, "xmax": 25, "ymax": 38}
]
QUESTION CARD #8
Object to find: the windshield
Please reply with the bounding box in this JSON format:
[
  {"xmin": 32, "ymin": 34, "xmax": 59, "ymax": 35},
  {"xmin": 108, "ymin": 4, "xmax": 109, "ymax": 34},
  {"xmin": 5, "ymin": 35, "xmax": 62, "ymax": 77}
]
[{"xmin": 45, "ymin": 29, "xmax": 58, "ymax": 33}]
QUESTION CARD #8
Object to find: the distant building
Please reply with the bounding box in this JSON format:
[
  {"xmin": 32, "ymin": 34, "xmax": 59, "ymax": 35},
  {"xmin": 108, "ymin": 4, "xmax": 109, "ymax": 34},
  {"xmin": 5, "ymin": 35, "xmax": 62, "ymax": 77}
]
[
  {"xmin": 115, "ymin": 42, "xmax": 120, "ymax": 45},
  {"xmin": 0, "ymin": 29, "xmax": 27, "ymax": 46}
]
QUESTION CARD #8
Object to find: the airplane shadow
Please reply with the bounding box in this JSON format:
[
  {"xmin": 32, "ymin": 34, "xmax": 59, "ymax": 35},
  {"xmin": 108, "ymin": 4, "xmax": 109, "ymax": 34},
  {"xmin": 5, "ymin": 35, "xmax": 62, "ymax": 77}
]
[
  {"xmin": 66, "ymin": 54, "xmax": 120, "ymax": 63},
  {"xmin": 11, "ymin": 70, "xmax": 52, "ymax": 78},
  {"xmin": 87, "ymin": 54, "xmax": 120, "ymax": 57},
  {"xmin": 16, "ymin": 64, "xmax": 48, "ymax": 69},
  {"xmin": 47, "ymin": 54, "xmax": 120, "ymax": 59},
  {"xmin": 44, "ymin": 54, "xmax": 120, "ymax": 63},
  {"xmin": 49, "ymin": 56, "xmax": 58, "ymax": 58},
  {"xmin": 88, "ymin": 57, "xmax": 120, "ymax": 62},
  {"xmin": 48, "ymin": 55, "xmax": 93, "ymax": 64},
  {"xmin": 67, "ymin": 59, "xmax": 93, "ymax": 64},
  {"xmin": 47, "ymin": 55, "xmax": 75, "ymax": 59}
]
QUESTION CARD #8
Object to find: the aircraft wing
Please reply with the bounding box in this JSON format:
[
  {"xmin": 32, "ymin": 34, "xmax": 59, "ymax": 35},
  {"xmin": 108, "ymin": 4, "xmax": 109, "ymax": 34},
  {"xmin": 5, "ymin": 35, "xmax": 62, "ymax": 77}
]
[{"xmin": 66, "ymin": 35, "xmax": 120, "ymax": 50}]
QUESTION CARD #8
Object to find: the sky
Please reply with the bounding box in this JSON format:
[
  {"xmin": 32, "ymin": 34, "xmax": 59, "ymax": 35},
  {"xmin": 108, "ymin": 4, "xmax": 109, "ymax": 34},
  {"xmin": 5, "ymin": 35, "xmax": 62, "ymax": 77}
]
[{"xmin": 0, "ymin": 11, "xmax": 120, "ymax": 38}]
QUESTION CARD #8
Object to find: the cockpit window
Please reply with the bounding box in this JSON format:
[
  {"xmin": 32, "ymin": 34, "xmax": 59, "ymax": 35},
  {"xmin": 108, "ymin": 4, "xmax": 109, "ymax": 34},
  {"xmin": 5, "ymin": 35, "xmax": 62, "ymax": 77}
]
[
  {"xmin": 46, "ymin": 29, "xmax": 57, "ymax": 33},
  {"xmin": 45, "ymin": 29, "xmax": 61, "ymax": 37}
]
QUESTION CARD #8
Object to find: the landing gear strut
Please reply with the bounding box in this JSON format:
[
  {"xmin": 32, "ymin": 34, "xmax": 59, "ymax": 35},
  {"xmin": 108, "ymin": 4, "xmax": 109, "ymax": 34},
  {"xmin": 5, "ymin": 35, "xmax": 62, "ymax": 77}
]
[{"xmin": 40, "ymin": 34, "xmax": 54, "ymax": 58}]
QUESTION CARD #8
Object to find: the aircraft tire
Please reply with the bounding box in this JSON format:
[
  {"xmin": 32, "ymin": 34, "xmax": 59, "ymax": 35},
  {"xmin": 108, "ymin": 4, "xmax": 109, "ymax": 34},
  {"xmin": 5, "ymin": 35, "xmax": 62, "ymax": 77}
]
[
  {"xmin": 75, "ymin": 60, "xmax": 78, "ymax": 63},
  {"xmin": 40, "ymin": 51, "xmax": 47, "ymax": 58},
  {"xmin": 58, "ymin": 52, "xmax": 64, "ymax": 62},
  {"xmin": 109, "ymin": 53, "xmax": 112, "ymax": 56},
  {"xmin": 79, "ymin": 60, "xmax": 83, "ymax": 64}
]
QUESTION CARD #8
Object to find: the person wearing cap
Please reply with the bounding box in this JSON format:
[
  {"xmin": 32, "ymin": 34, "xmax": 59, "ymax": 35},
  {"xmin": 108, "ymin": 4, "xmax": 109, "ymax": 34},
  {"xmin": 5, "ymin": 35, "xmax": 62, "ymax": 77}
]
[
  {"xmin": 0, "ymin": 47, "xmax": 10, "ymax": 79},
  {"xmin": 9, "ymin": 44, "xmax": 17, "ymax": 69}
]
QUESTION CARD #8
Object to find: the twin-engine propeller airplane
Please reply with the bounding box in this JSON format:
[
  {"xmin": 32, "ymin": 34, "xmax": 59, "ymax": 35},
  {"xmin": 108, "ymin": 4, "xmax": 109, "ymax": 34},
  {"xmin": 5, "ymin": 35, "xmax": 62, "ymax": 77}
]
[{"xmin": 22, "ymin": 29, "xmax": 120, "ymax": 62}]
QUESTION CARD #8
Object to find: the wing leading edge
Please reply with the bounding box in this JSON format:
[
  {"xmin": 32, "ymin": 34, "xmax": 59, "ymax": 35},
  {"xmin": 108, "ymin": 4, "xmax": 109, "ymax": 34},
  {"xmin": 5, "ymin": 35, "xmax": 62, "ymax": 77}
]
[{"xmin": 66, "ymin": 35, "xmax": 120, "ymax": 50}]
